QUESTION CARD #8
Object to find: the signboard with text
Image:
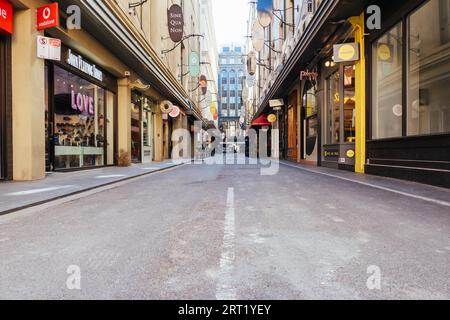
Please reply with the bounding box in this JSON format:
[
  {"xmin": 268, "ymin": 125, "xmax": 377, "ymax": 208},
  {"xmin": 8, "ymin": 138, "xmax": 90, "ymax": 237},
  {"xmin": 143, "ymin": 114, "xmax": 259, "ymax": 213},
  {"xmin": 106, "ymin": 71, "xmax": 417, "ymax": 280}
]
[
  {"xmin": 37, "ymin": 36, "xmax": 61, "ymax": 61},
  {"xmin": 0, "ymin": 0, "xmax": 13, "ymax": 35},
  {"xmin": 37, "ymin": 3, "xmax": 59, "ymax": 31},
  {"xmin": 333, "ymin": 43, "xmax": 360, "ymax": 63},
  {"xmin": 167, "ymin": 4, "xmax": 183, "ymax": 42}
]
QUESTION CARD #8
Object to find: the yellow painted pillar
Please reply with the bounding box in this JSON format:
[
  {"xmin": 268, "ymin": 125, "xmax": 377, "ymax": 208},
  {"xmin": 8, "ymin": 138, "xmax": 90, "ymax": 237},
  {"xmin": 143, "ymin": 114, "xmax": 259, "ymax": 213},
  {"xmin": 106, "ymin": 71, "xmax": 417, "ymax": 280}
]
[
  {"xmin": 349, "ymin": 14, "xmax": 366, "ymax": 174},
  {"xmin": 11, "ymin": 8, "xmax": 45, "ymax": 181},
  {"xmin": 117, "ymin": 78, "xmax": 131, "ymax": 166}
]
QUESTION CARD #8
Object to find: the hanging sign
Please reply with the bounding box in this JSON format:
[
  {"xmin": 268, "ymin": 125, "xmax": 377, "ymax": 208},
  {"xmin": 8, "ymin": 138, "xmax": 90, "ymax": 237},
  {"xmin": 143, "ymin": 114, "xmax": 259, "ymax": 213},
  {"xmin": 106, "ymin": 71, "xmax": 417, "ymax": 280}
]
[
  {"xmin": 36, "ymin": 2, "xmax": 59, "ymax": 30},
  {"xmin": 169, "ymin": 106, "xmax": 181, "ymax": 118},
  {"xmin": 199, "ymin": 75, "xmax": 207, "ymax": 95},
  {"xmin": 300, "ymin": 70, "xmax": 319, "ymax": 80},
  {"xmin": 37, "ymin": 36, "xmax": 61, "ymax": 61},
  {"xmin": 160, "ymin": 100, "xmax": 174, "ymax": 114},
  {"xmin": 333, "ymin": 43, "xmax": 360, "ymax": 63},
  {"xmin": 189, "ymin": 51, "xmax": 200, "ymax": 77},
  {"xmin": 257, "ymin": 0, "xmax": 272, "ymax": 27},
  {"xmin": 0, "ymin": 0, "xmax": 13, "ymax": 35},
  {"xmin": 168, "ymin": 4, "xmax": 184, "ymax": 43},
  {"xmin": 247, "ymin": 51, "xmax": 257, "ymax": 76},
  {"xmin": 210, "ymin": 102, "xmax": 217, "ymax": 116},
  {"xmin": 267, "ymin": 114, "xmax": 277, "ymax": 123},
  {"xmin": 251, "ymin": 22, "xmax": 264, "ymax": 52}
]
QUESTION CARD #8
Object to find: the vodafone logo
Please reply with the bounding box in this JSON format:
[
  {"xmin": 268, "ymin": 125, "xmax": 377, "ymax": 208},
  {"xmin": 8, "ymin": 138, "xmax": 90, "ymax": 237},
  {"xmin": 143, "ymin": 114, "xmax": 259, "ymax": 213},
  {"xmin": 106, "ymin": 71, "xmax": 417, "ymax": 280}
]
[
  {"xmin": 36, "ymin": 3, "xmax": 59, "ymax": 30},
  {"xmin": 0, "ymin": 0, "xmax": 13, "ymax": 35},
  {"xmin": 42, "ymin": 7, "xmax": 51, "ymax": 19}
]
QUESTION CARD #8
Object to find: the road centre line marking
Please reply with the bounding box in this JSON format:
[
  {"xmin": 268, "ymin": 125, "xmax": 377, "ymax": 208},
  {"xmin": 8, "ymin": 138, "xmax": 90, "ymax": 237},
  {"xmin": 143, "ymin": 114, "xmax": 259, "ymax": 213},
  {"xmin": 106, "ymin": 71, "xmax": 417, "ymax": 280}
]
[{"xmin": 216, "ymin": 187, "xmax": 237, "ymax": 300}]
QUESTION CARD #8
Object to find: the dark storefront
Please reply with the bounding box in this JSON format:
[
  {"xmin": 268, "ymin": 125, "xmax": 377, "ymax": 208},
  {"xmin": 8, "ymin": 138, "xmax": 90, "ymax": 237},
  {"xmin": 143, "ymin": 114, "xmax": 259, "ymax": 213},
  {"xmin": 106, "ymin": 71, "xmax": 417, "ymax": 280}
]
[
  {"xmin": 45, "ymin": 46, "xmax": 117, "ymax": 172},
  {"xmin": 321, "ymin": 59, "xmax": 357, "ymax": 171},
  {"xmin": 0, "ymin": 33, "xmax": 11, "ymax": 180},
  {"xmin": 365, "ymin": 0, "xmax": 450, "ymax": 187}
]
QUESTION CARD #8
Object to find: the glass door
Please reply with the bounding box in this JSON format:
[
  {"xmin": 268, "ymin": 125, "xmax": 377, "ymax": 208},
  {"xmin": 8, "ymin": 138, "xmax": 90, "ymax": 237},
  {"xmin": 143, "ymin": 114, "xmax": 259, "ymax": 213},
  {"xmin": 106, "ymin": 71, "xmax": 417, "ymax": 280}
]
[{"xmin": 131, "ymin": 92, "xmax": 142, "ymax": 163}]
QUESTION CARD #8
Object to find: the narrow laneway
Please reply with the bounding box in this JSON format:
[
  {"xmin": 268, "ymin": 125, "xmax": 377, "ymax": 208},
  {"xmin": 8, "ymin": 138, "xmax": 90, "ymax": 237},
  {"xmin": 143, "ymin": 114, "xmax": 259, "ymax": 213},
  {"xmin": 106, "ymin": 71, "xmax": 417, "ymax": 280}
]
[{"xmin": 1, "ymin": 160, "xmax": 449, "ymax": 299}]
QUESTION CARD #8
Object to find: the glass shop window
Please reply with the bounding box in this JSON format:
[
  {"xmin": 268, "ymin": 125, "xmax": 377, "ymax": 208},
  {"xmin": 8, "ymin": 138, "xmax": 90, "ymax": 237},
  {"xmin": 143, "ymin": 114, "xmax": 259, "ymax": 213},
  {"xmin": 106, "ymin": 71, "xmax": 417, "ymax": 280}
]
[
  {"xmin": 303, "ymin": 81, "xmax": 318, "ymax": 139},
  {"xmin": 407, "ymin": 0, "xmax": 450, "ymax": 136},
  {"xmin": 327, "ymin": 71, "xmax": 340, "ymax": 144},
  {"xmin": 372, "ymin": 22, "xmax": 403, "ymax": 139},
  {"xmin": 53, "ymin": 66, "xmax": 107, "ymax": 169},
  {"xmin": 344, "ymin": 65, "xmax": 356, "ymax": 142}
]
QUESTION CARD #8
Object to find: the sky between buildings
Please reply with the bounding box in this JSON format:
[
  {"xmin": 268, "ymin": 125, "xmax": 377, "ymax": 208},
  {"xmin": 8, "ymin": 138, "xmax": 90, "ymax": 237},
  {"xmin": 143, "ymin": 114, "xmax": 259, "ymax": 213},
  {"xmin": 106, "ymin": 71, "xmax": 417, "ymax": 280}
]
[{"xmin": 211, "ymin": 0, "xmax": 249, "ymax": 47}]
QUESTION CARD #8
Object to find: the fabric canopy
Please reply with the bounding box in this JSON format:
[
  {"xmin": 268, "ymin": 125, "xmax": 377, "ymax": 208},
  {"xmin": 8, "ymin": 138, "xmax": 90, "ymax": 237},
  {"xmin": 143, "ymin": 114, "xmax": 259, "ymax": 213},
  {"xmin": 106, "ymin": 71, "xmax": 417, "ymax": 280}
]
[{"xmin": 251, "ymin": 114, "xmax": 271, "ymax": 127}]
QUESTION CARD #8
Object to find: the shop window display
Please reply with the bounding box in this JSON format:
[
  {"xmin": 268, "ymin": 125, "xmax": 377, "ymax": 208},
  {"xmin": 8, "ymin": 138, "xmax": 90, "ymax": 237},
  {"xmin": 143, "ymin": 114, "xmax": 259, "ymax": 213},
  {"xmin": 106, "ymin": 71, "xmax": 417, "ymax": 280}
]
[
  {"xmin": 372, "ymin": 22, "xmax": 403, "ymax": 139},
  {"xmin": 407, "ymin": 0, "xmax": 450, "ymax": 136},
  {"xmin": 53, "ymin": 66, "xmax": 106, "ymax": 169},
  {"xmin": 343, "ymin": 65, "xmax": 356, "ymax": 142}
]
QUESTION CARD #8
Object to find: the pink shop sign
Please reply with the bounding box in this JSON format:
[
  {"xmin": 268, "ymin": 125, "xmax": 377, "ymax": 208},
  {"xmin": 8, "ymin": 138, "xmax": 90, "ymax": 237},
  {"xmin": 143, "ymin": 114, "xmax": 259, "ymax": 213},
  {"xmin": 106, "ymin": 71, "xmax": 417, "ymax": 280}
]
[{"xmin": 71, "ymin": 90, "xmax": 94, "ymax": 115}]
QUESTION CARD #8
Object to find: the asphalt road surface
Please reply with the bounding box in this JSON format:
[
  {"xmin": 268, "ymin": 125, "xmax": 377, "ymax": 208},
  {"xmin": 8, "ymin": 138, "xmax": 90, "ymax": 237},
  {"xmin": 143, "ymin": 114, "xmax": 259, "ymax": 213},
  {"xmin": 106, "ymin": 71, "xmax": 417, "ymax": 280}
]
[{"xmin": 0, "ymin": 158, "xmax": 449, "ymax": 299}]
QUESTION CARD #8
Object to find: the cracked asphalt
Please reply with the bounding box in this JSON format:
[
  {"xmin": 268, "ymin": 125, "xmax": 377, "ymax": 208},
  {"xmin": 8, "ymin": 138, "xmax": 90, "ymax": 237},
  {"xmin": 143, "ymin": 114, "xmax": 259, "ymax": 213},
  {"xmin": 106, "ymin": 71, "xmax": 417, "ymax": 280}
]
[{"xmin": 0, "ymin": 158, "xmax": 449, "ymax": 300}]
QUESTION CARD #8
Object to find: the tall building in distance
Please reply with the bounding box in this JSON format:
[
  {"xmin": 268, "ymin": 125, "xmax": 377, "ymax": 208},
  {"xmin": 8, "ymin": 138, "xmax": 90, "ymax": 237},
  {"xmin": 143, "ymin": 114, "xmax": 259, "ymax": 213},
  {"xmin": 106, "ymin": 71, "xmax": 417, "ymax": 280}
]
[{"xmin": 218, "ymin": 44, "xmax": 245, "ymax": 138}]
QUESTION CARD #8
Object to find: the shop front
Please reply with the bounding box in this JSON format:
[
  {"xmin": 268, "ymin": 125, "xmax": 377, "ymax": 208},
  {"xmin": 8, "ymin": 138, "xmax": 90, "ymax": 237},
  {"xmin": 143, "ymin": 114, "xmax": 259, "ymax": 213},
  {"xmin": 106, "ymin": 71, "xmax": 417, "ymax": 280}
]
[
  {"xmin": 45, "ymin": 46, "xmax": 117, "ymax": 171},
  {"xmin": 131, "ymin": 91, "xmax": 154, "ymax": 164},
  {"xmin": 321, "ymin": 59, "xmax": 357, "ymax": 171},
  {"xmin": 365, "ymin": 0, "xmax": 450, "ymax": 187},
  {"xmin": 300, "ymin": 71, "xmax": 320, "ymax": 165},
  {"xmin": 0, "ymin": 0, "xmax": 12, "ymax": 180},
  {"xmin": 0, "ymin": 33, "xmax": 11, "ymax": 180},
  {"xmin": 286, "ymin": 90, "xmax": 298, "ymax": 161}
]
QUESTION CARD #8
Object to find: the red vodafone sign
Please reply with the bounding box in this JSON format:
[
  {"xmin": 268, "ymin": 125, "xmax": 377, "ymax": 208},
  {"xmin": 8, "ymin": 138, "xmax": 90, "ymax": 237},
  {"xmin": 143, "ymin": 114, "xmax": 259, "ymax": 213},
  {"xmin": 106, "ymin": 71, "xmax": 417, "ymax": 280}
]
[
  {"xmin": 36, "ymin": 2, "xmax": 59, "ymax": 30},
  {"xmin": 0, "ymin": 0, "xmax": 13, "ymax": 35}
]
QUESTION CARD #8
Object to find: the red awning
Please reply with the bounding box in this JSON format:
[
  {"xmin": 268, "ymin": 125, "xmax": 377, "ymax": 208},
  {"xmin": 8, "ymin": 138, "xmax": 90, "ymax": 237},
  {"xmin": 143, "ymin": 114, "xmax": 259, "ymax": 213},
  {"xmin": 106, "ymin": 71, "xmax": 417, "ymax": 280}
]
[{"xmin": 251, "ymin": 114, "xmax": 271, "ymax": 127}]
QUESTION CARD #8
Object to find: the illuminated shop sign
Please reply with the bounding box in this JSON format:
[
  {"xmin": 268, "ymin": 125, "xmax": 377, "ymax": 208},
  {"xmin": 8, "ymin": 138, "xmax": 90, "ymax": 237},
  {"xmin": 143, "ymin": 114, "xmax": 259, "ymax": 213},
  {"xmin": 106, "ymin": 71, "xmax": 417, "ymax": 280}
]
[
  {"xmin": 300, "ymin": 70, "xmax": 319, "ymax": 80},
  {"xmin": 36, "ymin": 3, "xmax": 59, "ymax": 31},
  {"xmin": 0, "ymin": 0, "xmax": 13, "ymax": 35},
  {"xmin": 67, "ymin": 49, "xmax": 103, "ymax": 82},
  {"xmin": 71, "ymin": 90, "xmax": 94, "ymax": 115}
]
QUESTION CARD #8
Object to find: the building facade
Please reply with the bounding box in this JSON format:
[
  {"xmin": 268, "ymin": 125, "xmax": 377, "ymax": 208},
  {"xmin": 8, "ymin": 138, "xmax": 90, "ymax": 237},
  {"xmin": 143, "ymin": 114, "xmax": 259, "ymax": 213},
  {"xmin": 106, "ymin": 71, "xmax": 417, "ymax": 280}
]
[
  {"xmin": 248, "ymin": 0, "xmax": 450, "ymax": 188},
  {"xmin": 218, "ymin": 43, "xmax": 246, "ymax": 138},
  {"xmin": 0, "ymin": 0, "xmax": 212, "ymax": 181}
]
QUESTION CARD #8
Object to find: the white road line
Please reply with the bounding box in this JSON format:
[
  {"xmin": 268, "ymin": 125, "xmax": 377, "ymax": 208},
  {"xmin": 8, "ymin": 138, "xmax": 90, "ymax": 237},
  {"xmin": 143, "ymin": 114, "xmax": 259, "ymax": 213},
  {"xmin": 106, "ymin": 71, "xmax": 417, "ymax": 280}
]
[
  {"xmin": 4, "ymin": 185, "xmax": 75, "ymax": 196},
  {"xmin": 281, "ymin": 162, "xmax": 450, "ymax": 208},
  {"xmin": 216, "ymin": 187, "xmax": 237, "ymax": 300}
]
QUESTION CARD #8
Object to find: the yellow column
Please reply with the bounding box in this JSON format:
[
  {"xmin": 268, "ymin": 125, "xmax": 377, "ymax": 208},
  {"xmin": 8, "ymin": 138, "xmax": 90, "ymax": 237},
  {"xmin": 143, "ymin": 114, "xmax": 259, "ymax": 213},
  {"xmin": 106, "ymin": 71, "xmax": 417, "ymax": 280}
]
[
  {"xmin": 349, "ymin": 14, "xmax": 366, "ymax": 174},
  {"xmin": 12, "ymin": 9, "xmax": 45, "ymax": 181},
  {"xmin": 117, "ymin": 78, "xmax": 131, "ymax": 166}
]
